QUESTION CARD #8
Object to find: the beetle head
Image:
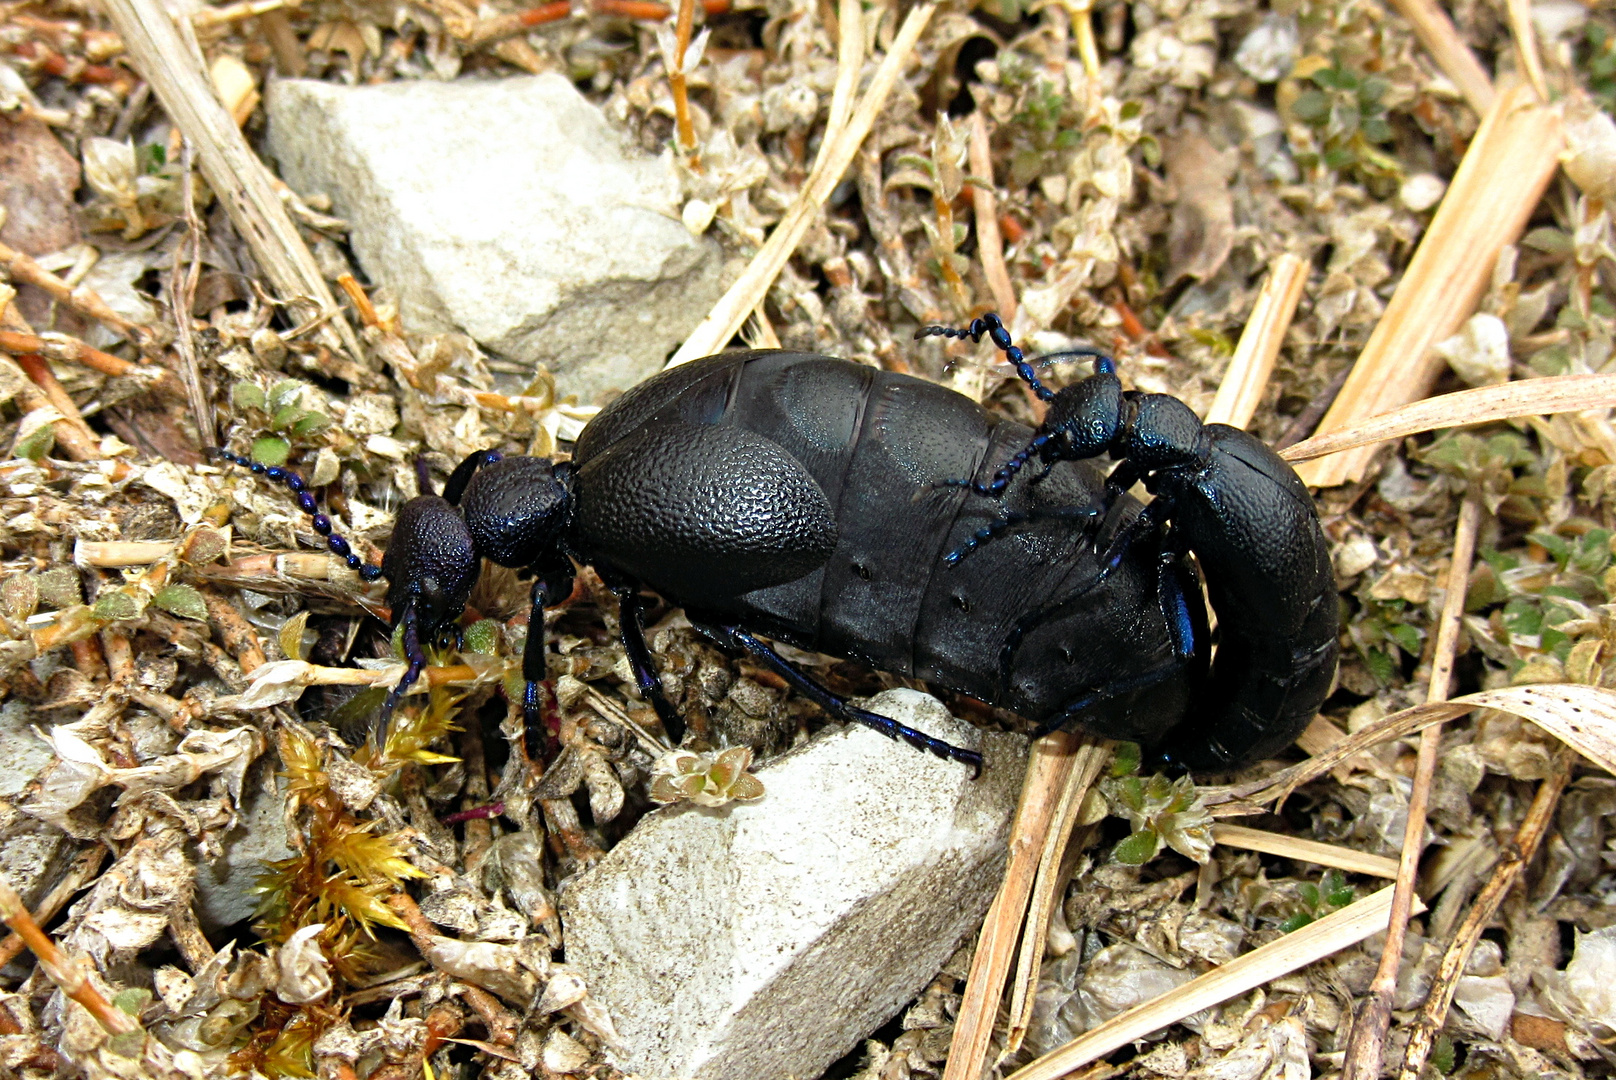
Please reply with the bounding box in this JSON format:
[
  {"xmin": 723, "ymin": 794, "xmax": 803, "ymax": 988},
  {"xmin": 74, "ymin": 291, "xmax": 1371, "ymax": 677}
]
[
  {"xmin": 380, "ymin": 494, "xmax": 480, "ymax": 639},
  {"xmin": 1043, "ymin": 369, "xmax": 1125, "ymax": 461},
  {"xmin": 460, "ymin": 456, "xmax": 576, "ymax": 568}
]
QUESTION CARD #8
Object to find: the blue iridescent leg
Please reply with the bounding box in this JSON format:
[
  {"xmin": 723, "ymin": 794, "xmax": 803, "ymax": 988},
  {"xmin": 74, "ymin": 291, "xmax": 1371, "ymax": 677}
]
[
  {"xmin": 695, "ymin": 620, "xmax": 983, "ymax": 775},
  {"xmin": 603, "ymin": 576, "xmax": 685, "ymax": 745},
  {"xmin": 379, "ymin": 602, "xmax": 425, "ymax": 745},
  {"xmin": 915, "ymin": 312, "xmax": 1054, "ymax": 401}
]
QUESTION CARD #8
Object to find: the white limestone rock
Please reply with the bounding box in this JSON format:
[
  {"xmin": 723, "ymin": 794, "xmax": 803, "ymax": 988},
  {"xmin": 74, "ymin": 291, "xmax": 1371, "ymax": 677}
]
[
  {"xmin": 193, "ymin": 758, "xmax": 292, "ymax": 932},
  {"xmin": 265, "ymin": 75, "xmax": 727, "ymax": 399},
  {"xmin": 562, "ymin": 689, "xmax": 1026, "ymax": 1080}
]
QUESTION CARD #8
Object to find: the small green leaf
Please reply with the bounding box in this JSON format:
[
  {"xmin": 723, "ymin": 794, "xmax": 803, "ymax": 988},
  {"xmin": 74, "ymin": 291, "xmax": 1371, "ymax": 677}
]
[
  {"xmin": 105, "ymin": 1031, "xmax": 145, "ymax": 1059},
  {"xmin": 154, "ymin": 584, "xmax": 208, "ymax": 621},
  {"xmin": 1323, "ymin": 145, "xmax": 1358, "ymax": 170},
  {"xmin": 1280, "ymin": 912, "xmax": 1314, "ymax": 933},
  {"xmin": 93, "ymin": 590, "xmax": 143, "ymax": 621},
  {"xmin": 292, "ymin": 412, "xmax": 331, "ymax": 437},
  {"xmin": 1111, "ymin": 827, "xmax": 1161, "ymax": 865},
  {"xmin": 1431, "ymin": 1035, "xmax": 1456, "ymax": 1074},
  {"xmin": 14, "ymin": 423, "xmax": 55, "ymax": 461},
  {"xmin": 1327, "ymin": 885, "xmax": 1356, "ymax": 908},
  {"xmin": 462, "ymin": 619, "xmax": 501, "ymax": 655},
  {"xmin": 1388, "ymin": 623, "xmax": 1423, "ymax": 656},
  {"xmin": 113, "ymin": 988, "xmax": 152, "ymax": 1016},
  {"xmin": 1522, "ymin": 227, "xmax": 1574, "ymax": 256},
  {"xmin": 1299, "ymin": 882, "xmax": 1321, "ymax": 910},
  {"xmin": 1361, "ymin": 117, "xmax": 1393, "ymax": 143},
  {"xmin": 231, "ymin": 382, "xmax": 267, "ymax": 411},
  {"xmin": 268, "ymin": 379, "xmax": 304, "ymax": 411},
  {"xmin": 1291, "ymin": 90, "xmax": 1330, "ymax": 124},
  {"xmin": 271, "ymin": 405, "xmax": 307, "ymax": 432},
  {"xmin": 250, "ymin": 436, "xmax": 290, "ymax": 467},
  {"xmin": 1111, "ymin": 741, "xmax": 1142, "ymax": 776},
  {"xmin": 327, "ymin": 685, "xmax": 389, "ymax": 730},
  {"xmin": 36, "ymin": 567, "xmax": 81, "ymax": 608}
]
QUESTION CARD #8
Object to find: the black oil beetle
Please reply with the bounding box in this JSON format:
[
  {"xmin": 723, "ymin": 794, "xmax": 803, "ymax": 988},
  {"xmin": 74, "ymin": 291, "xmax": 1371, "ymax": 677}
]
[{"xmin": 215, "ymin": 314, "xmax": 1338, "ymax": 774}]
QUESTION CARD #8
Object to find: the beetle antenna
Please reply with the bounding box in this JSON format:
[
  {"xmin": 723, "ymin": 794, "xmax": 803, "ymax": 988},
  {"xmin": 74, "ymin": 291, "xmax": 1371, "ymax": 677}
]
[
  {"xmin": 915, "ymin": 312, "xmax": 1054, "ymax": 401},
  {"xmin": 210, "ymin": 448, "xmax": 386, "ymax": 583}
]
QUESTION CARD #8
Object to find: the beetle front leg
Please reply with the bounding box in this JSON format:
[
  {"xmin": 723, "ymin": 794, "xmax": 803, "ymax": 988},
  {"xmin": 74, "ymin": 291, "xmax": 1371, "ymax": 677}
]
[{"xmin": 519, "ymin": 566, "xmax": 573, "ymax": 765}]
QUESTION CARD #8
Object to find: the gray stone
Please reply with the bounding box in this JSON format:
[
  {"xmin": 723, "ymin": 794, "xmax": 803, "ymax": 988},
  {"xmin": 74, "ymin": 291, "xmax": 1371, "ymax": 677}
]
[
  {"xmin": 265, "ymin": 75, "xmax": 727, "ymax": 399},
  {"xmin": 562, "ymin": 689, "xmax": 1026, "ymax": 1080},
  {"xmin": 0, "ymin": 700, "xmax": 53, "ymax": 798},
  {"xmin": 193, "ymin": 758, "xmax": 292, "ymax": 932}
]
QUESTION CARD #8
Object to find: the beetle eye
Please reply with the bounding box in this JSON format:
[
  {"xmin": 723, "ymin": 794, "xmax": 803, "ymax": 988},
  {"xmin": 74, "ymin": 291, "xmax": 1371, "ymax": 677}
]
[
  {"xmin": 951, "ymin": 593, "xmax": 971, "ymax": 612},
  {"xmin": 852, "ymin": 561, "xmax": 872, "ymax": 580}
]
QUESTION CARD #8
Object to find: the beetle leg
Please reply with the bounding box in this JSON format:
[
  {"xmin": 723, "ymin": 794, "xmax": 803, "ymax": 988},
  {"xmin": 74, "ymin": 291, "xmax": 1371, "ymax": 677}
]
[
  {"xmin": 378, "ymin": 601, "xmax": 426, "ymax": 748},
  {"xmin": 442, "ymin": 448, "xmax": 505, "ymax": 507},
  {"xmin": 604, "ymin": 578, "xmax": 686, "ymax": 746},
  {"xmin": 696, "ymin": 620, "xmax": 985, "ymax": 776},
  {"xmin": 520, "ymin": 564, "xmax": 573, "ymax": 765}
]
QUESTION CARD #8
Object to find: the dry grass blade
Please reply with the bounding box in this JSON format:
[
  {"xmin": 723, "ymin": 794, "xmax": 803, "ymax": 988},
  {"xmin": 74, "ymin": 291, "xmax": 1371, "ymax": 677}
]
[
  {"xmin": 1205, "ymin": 253, "xmax": 1308, "ymax": 430},
  {"xmin": 1397, "ymin": 747, "xmax": 1574, "ymax": 1080},
  {"xmin": 1211, "ymin": 825, "xmax": 1400, "ymax": 878},
  {"xmin": 1280, "ymin": 373, "xmax": 1616, "ymax": 464},
  {"xmin": 1201, "ymin": 684, "xmax": 1616, "ymax": 814},
  {"xmin": 1295, "ymin": 79, "xmax": 1562, "ymax": 487},
  {"xmin": 98, "ymin": 0, "xmax": 362, "ymax": 359},
  {"xmin": 1505, "ymin": 0, "xmax": 1548, "ymax": 102},
  {"xmin": 1002, "ymin": 740, "xmax": 1111, "ymax": 1062},
  {"xmin": 1386, "ymin": 0, "xmax": 1495, "ymax": 115},
  {"xmin": 942, "ymin": 730, "xmax": 1085, "ymax": 1080},
  {"xmin": 666, "ymin": 2, "xmax": 935, "ymax": 366},
  {"xmin": 969, "ymin": 111, "xmax": 1017, "ymax": 322},
  {"xmin": 1005, "ymin": 886, "xmax": 1418, "ymax": 1080},
  {"xmin": 1340, "ymin": 495, "xmax": 1481, "ymax": 1080}
]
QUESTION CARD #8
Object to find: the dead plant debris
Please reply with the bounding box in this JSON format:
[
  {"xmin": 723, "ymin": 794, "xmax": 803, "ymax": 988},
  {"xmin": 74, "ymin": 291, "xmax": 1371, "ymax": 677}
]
[{"xmin": 0, "ymin": 0, "xmax": 1613, "ymax": 1076}]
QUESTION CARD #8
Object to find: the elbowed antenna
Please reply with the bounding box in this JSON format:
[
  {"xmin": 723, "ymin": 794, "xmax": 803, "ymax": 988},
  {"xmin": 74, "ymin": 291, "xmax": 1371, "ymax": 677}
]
[{"xmin": 209, "ymin": 449, "xmax": 386, "ymax": 583}]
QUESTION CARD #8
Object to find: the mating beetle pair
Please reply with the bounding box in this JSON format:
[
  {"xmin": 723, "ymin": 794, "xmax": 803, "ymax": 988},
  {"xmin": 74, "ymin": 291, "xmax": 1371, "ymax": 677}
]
[{"xmin": 217, "ymin": 314, "xmax": 1338, "ymax": 774}]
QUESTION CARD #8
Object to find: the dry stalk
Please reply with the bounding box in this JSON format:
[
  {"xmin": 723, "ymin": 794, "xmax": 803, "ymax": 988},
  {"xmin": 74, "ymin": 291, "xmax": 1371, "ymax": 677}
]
[
  {"xmin": 190, "ymin": 0, "xmax": 299, "ymax": 30},
  {"xmin": 667, "ymin": 1, "xmax": 935, "ymax": 365},
  {"xmin": 0, "ymin": 876, "xmax": 137, "ymax": 1036},
  {"xmin": 170, "ymin": 138, "xmax": 216, "ymax": 448},
  {"xmin": 1001, "ymin": 740, "xmax": 1111, "ymax": 1062},
  {"xmin": 202, "ymin": 588, "xmax": 268, "ymax": 673},
  {"xmin": 669, "ymin": 0, "xmax": 698, "ymax": 162},
  {"xmin": 1386, "ymin": 0, "xmax": 1494, "ymax": 115},
  {"xmin": 1281, "ymin": 372, "xmax": 1616, "ymax": 465},
  {"xmin": 0, "ymin": 329, "xmax": 145, "ymax": 381},
  {"xmin": 1205, "ymin": 253, "xmax": 1308, "ymax": 429},
  {"xmin": 1505, "ymin": 0, "xmax": 1548, "ymax": 103},
  {"xmin": 1201, "ymin": 684, "xmax": 1616, "ymax": 817},
  {"xmin": 0, "ymin": 238, "xmax": 155, "ymax": 349},
  {"xmin": 1296, "ymin": 79, "xmax": 1563, "ymax": 487},
  {"xmin": 968, "ymin": 111, "xmax": 1017, "ymax": 321},
  {"xmin": 1211, "ymin": 825, "xmax": 1400, "ymax": 878},
  {"xmin": 98, "ymin": 0, "xmax": 363, "ymax": 359},
  {"xmin": 942, "ymin": 730, "xmax": 1086, "ymax": 1080},
  {"xmin": 1397, "ymin": 746, "xmax": 1575, "ymax": 1080},
  {"xmin": 1006, "ymin": 886, "xmax": 1420, "ymax": 1080},
  {"xmin": 1340, "ymin": 495, "xmax": 1482, "ymax": 1080},
  {"xmin": 76, "ymin": 540, "xmax": 179, "ymax": 567},
  {"xmin": 11, "ymin": 352, "xmax": 101, "ymax": 451}
]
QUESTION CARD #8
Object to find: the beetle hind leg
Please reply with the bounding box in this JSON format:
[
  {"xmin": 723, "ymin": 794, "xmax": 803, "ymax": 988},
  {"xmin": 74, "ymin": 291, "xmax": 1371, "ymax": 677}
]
[{"xmin": 694, "ymin": 620, "xmax": 984, "ymax": 775}]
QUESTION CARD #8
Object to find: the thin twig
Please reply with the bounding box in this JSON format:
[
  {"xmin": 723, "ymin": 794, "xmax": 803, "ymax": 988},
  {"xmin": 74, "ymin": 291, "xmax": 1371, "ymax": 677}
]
[
  {"xmin": 668, "ymin": 0, "xmax": 698, "ymax": 163},
  {"xmin": 1295, "ymin": 80, "xmax": 1563, "ymax": 487},
  {"xmin": 0, "ymin": 876, "xmax": 138, "ymax": 1035},
  {"xmin": 667, "ymin": 1, "xmax": 932, "ymax": 365},
  {"xmin": 1397, "ymin": 746, "xmax": 1574, "ymax": 1080},
  {"xmin": 1205, "ymin": 253, "xmax": 1309, "ymax": 430},
  {"xmin": 1340, "ymin": 495, "xmax": 1482, "ymax": 1080},
  {"xmin": 1505, "ymin": 0, "xmax": 1548, "ymax": 103},
  {"xmin": 1211, "ymin": 825, "xmax": 1400, "ymax": 878},
  {"xmin": 968, "ymin": 111, "xmax": 1017, "ymax": 322},
  {"xmin": 169, "ymin": 138, "xmax": 214, "ymax": 448},
  {"xmin": 1281, "ymin": 373, "xmax": 1616, "ymax": 465},
  {"xmin": 0, "ymin": 238, "xmax": 156, "ymax": 349},
  {"xmin": 1006, "ymin": 886, "xmax": 1419, "ymax": 1080},
  {"xmin": 0, "ymin": 847, "xmax": 108, "ymax": 969},
  {"xmin": 1386, "ymin": 0, "xmax": 1495, "ymax": 115},
  {"xmin": 942, "ymin": 731, "xmax": 1086, "ymax": 1080}
]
